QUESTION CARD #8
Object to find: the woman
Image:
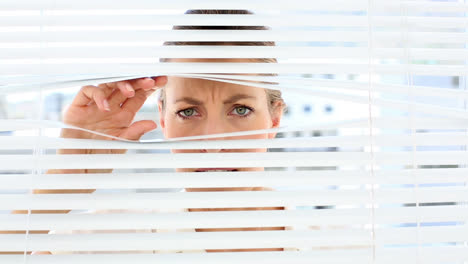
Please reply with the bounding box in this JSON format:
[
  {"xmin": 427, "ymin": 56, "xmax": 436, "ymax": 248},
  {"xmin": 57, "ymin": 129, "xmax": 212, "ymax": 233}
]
[{"xmin": 30, "ymin": 9, "xmax": 288, "ymax": 254}]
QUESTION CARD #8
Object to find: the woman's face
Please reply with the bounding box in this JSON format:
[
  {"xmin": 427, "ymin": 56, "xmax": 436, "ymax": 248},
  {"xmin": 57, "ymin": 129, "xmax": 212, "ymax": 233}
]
[{"xmin": 158, "ymin": 76, "xmax": 282, "ymax": 173}]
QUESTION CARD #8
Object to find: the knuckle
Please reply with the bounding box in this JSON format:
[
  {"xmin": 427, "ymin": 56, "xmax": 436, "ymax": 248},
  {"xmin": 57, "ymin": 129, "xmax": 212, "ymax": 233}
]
[
  {"xmin": 106, "ymin": 82, "xmax": 117, "ymax": 89},
  {"xmin": 97, "ymin": 83, "xmax": 109, "ymax": 89},
  {"xmin": 117, "ymin": 81, "xmax": 129, "ymax": 89},
  {"xmin": 81, "ymin": 85, "xmax": 97, "ymax": 95},
  {"xmin": 81, "ymin": 85, "xmax": 95, "ymax": 91}
]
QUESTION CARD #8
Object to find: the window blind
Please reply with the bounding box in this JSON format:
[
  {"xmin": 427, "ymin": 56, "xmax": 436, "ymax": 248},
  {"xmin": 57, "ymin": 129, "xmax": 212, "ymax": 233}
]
[{"xmin": 1, "ymin": 0, "xmax": 468, "ymax": 263}]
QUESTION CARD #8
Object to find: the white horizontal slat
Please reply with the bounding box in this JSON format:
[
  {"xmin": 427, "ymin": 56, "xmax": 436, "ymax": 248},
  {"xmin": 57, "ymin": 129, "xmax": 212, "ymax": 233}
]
[
  {"xmin": 374, "ymin": 16, "xmax": 468, "ymax": 29},
  {"xmin": 0, "ymin": 251, "xmax": 371, "ymax": 264},
  {"xmin": 1, "ymin": 133, "xmax": 467, "ymax": 150},
  {"xmin": 0, "ymin": 118, "xmax": 375, "ymax": 145},
  {"xmin": 0, "ymin": 152, "xmax": 361, "ymax": 170},
  {"xmin": 2, "ymin": 118, "xmax": 467, "ymax": 141},
  {"xmin": 0, "ymin": 209, "xmax": 346, "ymax": 231},
  {"xmin": 2, "ymin": 47, "xmax": 467, "ymax": 61},
  {"xmin": 0, "ymin": 30, "xmax": 369, "ymax": 43},
  {"xmin": 1, "ymin": 76, "xmax": 142, "ymax": 92},
  {"xmin": 0, "ymin": 0, "xmax": 369, "ymax": 11},
  {"xmin": 2, "ymin": 14, "xmax": 467, "ymax": 29},
  {"xmin": 3, "ymin": 46, "xmax": 349, "ymax": 60},
  {"xmin": 1, "ymin": 151, "xmax": 467, "ymax": 170},
  {"xmin": 0, "ymin": 187, "xmax": 465, "ymax": 210},
  {"xmin": 369, "ymin": 117, "xmax": 468, "ymax": 130},
  {"xmin": 1, "ymin": 31, "xmax": 467, "ymax": 46},
  {"xmin": 0, "ymin": 206, "xmax": 466, "ymax": 231},
  {"xmin": 1, "ymin": 0, "xmax": 467, "ymax": 13},
  {"xmin": 0, "ymin": 14, "xmax": 371, "ymax": 27},
  {"xmin": 0, "ymin": 230, "xmax": 372, "ymax": 252},
  {"xmin": 0, "ymin": 251, "xmax": 370, "ymax": 264},
  {"xmin": 376, "ymin": 187, "xmax": 468, "ymax": 205},
  {"xmin": 2, "ymin": 247, "xmax": 468, "ymax": 264},
  {"xmin": 375, "ymin": 247, "xmax": 468, "ymax": 264},
  {"xmin": 1, "ymin": 168, "xmax": 468, "ymax": 190},
  {"xmin": 0, "ymin": 120, "xmax": 328, "ymax": 141},
  {"xmin": 0, "ymin": 191, "xmax": 368, "ymax": 210},
  {"xmin": 376, "ymin": 226, "xmax": 468, "ymax": 245},
  {"xmin": 383, "ymin": 1, "xmax": 468, "ymax": 13},
  {"xmin": 1, "ymin": 247, "xmax": 467, "ymax": 264},
  {"xmin": 3, "ymin": 63, "xmax": 467, "ymax": 77}
]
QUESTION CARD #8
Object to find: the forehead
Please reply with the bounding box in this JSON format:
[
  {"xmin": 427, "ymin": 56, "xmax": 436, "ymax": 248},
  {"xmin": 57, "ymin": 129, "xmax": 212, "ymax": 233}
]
[
  {"xmin": 165, "ymin": 76, "xmax": 266, "ymax": 101},
  {"xmin": 164, "ymin": 58, "xmax": 268, "ymax": 101}
]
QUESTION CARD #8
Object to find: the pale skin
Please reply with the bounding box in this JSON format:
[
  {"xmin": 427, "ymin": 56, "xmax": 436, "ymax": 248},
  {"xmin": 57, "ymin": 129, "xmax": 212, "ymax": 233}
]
[{"xmin": 4, "ymin": 65, "xmax": 285, "ymax": 254}]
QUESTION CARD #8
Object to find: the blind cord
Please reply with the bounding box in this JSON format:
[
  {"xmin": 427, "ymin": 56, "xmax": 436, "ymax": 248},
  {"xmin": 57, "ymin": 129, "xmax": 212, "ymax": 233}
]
[
  {"xmin": 400, "ymin": 1, "xmax": 421, "ymax": 263},
  {"xmin": 463, "ymin": 0, "xmax": 468, "ymax": 260},
  {"xmin": 367, "ymin": 0, "xmax": 377, "ymax": 262}
]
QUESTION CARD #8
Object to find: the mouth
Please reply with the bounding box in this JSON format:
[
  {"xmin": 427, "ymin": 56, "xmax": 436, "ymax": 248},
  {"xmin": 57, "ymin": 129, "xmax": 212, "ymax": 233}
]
[{"xmin": 195, "ymin": 168, "xmax": 239, "ymax": 172}]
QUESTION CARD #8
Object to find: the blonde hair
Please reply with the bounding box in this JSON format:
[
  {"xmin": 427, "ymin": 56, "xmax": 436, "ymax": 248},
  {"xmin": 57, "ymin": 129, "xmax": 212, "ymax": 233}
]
[{"xmin": 159, "ymin": 9, "xmax": 285, "ymax": 115}]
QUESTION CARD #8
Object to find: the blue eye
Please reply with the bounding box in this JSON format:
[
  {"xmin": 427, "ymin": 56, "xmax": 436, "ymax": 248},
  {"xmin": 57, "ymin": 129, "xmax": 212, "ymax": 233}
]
[
  {"xmin": 232, "ymin": 106, "xmax": 251, "ymax": 116},
  {"xmin": 178, "ymin": 108, "xmax": 198, "ymax": 118}
]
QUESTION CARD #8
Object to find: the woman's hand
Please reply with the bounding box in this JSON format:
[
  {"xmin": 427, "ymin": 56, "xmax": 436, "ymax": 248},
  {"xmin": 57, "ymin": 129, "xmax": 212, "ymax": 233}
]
[
  {"xmin": 51, "ymin": 76, "xmax": 167, "ymax": 174},
  {"xmin": 62, "ymin": 76, "xmax": 167, "ymax": 143}
]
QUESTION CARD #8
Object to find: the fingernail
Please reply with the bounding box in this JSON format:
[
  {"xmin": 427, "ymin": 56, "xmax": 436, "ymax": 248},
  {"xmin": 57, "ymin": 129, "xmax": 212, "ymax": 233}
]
[
  {"xmin": 125, "ymin": 83, "xmax": 134, "ymax": 93},
  {"xmin": 103, "ymin": 99, "xmax": 110, "ymax": 111}
]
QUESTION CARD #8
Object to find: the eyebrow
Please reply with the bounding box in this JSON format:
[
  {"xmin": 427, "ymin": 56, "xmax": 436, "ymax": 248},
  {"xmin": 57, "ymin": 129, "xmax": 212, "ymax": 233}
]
[
  {"xmin": 223, "ymin": 94, "xmax": 257, "ymax": 104},
  {"xmin": 173, "ymin": 94, "xmax": 257, "ymax": 105},
  {"xmin": 174, "ymin": 97, "xmax": 203, "ymax": 105}
]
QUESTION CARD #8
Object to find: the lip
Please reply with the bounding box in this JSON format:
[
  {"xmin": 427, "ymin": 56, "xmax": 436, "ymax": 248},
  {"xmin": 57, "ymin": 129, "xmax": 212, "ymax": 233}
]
[{"xmin": 195, "ymin": 168, "xmax": 239, "ymax": 172}]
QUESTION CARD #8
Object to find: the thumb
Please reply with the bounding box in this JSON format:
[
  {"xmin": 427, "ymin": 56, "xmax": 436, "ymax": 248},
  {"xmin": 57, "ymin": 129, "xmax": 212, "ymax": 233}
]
[{"xmin": 121, "ymin": 120, "xmax": 157, "ymax": 140}]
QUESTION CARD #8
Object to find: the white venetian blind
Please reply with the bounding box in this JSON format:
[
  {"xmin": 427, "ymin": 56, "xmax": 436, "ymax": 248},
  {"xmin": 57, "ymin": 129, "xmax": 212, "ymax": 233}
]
[{"xmin": 1, "ymin": 0, "xmax": 468, "ymax": 263}]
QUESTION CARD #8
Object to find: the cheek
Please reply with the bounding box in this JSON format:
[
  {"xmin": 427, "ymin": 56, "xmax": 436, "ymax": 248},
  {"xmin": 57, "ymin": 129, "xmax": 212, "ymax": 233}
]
[
  {"xmin": 235, "ymin": 111, "xmax": 273, "ymax": 130},
  {"xmin": 164, "ymin": 116, "xmax": 272, "ymax": 139},
  {"xmin": 162, "ymin": 114, "xmax": 191, "ymax": 138}
]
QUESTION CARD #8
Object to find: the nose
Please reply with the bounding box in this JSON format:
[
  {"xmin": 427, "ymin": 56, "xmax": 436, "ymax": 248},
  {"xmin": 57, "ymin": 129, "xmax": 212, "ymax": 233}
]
[{"xmin": 200, "ymin": 119, "xmax": 228, "ymax": 153}]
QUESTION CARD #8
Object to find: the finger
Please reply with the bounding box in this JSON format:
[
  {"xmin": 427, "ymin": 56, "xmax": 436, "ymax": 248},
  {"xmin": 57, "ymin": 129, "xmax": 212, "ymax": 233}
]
[
  {"xmin": 152, "ymin": 76, "xmax": 168, "ymax": 88},
  {"xmin": 107, "ymin": 78, "xmax": 153, "ymax": 106},
  {"xmin": 107, "ymin": 87, "xmax": 128, "ymax": 107},
  {"xmin": 120, "ymin": 88, "xmax": 150, "ymax": 114},
  {"xmin": 120, "ymin": 120, "xmax": 157, "ymax": 140},
  {"xmin": 108, "ymin": 76, "xmax": 166, "ymax": 107},
  {"xmin": 71, "ymin": 85, "xmax": 110, "ymax": 111},
  {"xmin": 129, "ymin": 77, "xmax": 156, "ymax": 91},
  {"xmin": 114, "ymin": 81, "xmax": 135, "ymax": 98}
]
